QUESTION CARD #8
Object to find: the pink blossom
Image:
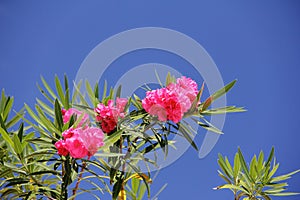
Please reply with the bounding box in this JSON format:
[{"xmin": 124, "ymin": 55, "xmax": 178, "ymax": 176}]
[
  {"xmin": 95, "ymin": 98, "xmax": 128, "ymax": 134},
  {"xmin": 54, "ymin": 140, "xmax": 69, "ymax": 156},
  {"xmin": 62, "ymin": 127, "xmax": 76, "ymax": 139},
  {"xmin": 65, "ymin": 134, "xmax": 88, "ymax": 159},
  {"xmin": 99, "ymin": 118, "xmax": 117, "ymax": 134},
  {"xmin": 142, "ymin": 76, "xmax": 199, "ymax": 123},
  {"xmin": 116, "ymin": 98, "xmax": 128, "ymax": 117},
  {"xmin": 148, "ymin": 104, "xmax": 167, "ymax": 121},
  {"xmin": 62, "ymin": 108, "xmax": 89, "ymax": 127},
  {"xmin": 167, "ymin": 83, "xmax": 191, "ymax": 113},
  {"xmin": 142, "ymin": 87, "xmax": 184, "ymax": 123},
  {"xmin": 80, "ymin": 127, "xmax": 104, "ymax": 156},
  {"xmin": 175, "ymin": 76, "xmax": 198, "ymax": 102},
  {"xmin": 56, "ymin": 127, "xmax": 105, "ymax": 158}
]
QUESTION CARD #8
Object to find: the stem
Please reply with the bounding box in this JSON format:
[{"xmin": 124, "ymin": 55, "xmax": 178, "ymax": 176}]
[
  {"xmin": 72, "ymin": 157, "xmax": 89, "ymax": 199},
  {"xmin": 234, "ymin": 190, "xmax": 238, "ymax": 200},
  {"xmin": 62, "ymin": 161, "xmax": 65, "ymax": 177},
  {"xmin": 61, "ymin": 156, "xmax": 71, "ymax": 200},
  {"xmin": 117, "ymin": 136, "xmax": 128, "ymax": 200}
]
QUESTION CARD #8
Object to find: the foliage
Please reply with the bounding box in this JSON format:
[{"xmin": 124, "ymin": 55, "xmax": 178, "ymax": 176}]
[
  {"xmin": 215, "ymin": 147, "xmax": 300, "ymax": 200},
  {"xmin": 0, "ymin": 72, "xmax": 246, "ymax": 200},
  {"xmin": 0, "ymin": 89, "xmax": 61, "ymax": 199}
]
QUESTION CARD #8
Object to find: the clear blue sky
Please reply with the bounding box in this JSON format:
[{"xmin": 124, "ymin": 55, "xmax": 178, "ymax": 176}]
[{"xmin": 0, "ymin": 1, "xmax": 300, "ymax": 199}]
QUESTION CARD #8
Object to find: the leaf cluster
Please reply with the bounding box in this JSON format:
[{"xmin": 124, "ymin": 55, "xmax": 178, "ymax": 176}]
[{"xmin": 216, "ymin": 147, "xmax": 300, "ymax": 200}]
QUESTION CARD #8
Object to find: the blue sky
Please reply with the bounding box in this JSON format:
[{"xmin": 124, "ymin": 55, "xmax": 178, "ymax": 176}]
[{"xmin": 0, "ymin": 1, "xmax": 300, "ymax": 199}]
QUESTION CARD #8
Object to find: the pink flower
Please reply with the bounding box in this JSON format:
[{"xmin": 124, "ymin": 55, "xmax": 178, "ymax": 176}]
[
  {"xmin": 148, "ymin": 104, "xmax": 167, "ymax": 121},
  {"xmin": 62, "ymin": 127, "xmax": 76, "ymax": 139},
  {"xmin": 167, "ymin": 83, "xmax": 192, "ymax": 113},
  {"xmin": 65, "ymin": 133, "xmax": 88, "ymax": 159},
  {"xmin": 62, "ymin": 108, "xmax": 89, "ymax": 127},
  {"xmin": 116, "ymin": 98, "xmax": 128, "ymax": 118},
  {"xmin": 95, "ymin": 98, "xmax": 128, "ymax": 134},
  {"xmin": 54, "ymin": 140, "xmax": 69, "ymax": 156},
  {"xmin": 80, "ymin": 127, "xmax": 104, "ymax": 156},
  {"xmin": 56, "ymin": 127, "xmax": 105, "ymax": 158},
  {"xmin": 175, "ymin": 76, "xmax": 198, "ymax": 103},
  {"xmin": 99, "ymin": 118, "xmax": 117, "ymax": 134},
  {"xmin": 142, "ymin": 76, "xmax": 199, "ymax": 123},
  {"xmin": 142, "ymin": 87, "xmax": 184, "ymax": 123}
]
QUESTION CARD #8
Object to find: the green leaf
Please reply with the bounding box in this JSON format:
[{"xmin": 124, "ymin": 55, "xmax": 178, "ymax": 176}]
[
  {"xmin": 24, "ymin": 103, "xmax": 44, "ymax": 128},
  {"xmin": 201, "ymin": 106, "xmax": 246, "ymax": 115},
  {"xmin": 178, "ymin": 123, "xmax": 198, "ymax": 151},
  {"xmin": 225, "ymin": 157, "xmax": 234, "ymax": 177},
  {"xmin": 102, "ymin": 80, "xmax": 108, "ymax": 102},
  {"xmin": 73, "ymin": 81, "xmax": 90, "ymax": 106},
  {"xmin": 28, "ymin": 170, "xmax": 60, "ymax": 176},
  {"xmin": 64, "ymin": 88, "xmax": 70, "ymax": 110},
  {"xmin": 25, "ymin": 149, "xmax": 56, "ymax": 159},
  {"xmin": 257, "ymin": 150, "xmax": 264, "ymax": 174},
  {"xmin": 55, "ymin": 75, "xmax": 65, "ymax": 106},
  {"xmin": 249, "ymin": 155, "xmax": 257, "ymax": 179},
  {"xmin": 112, "ymin": 177, "xmax": 123, "ymax": 200},
  {"xmin": 0, "ymin": 126, "xmax": 14, "ymax": 148},
  {"xmin": 0, "ymin": 89, "xmax": 6, "ymax": 112},
  {"xmin": 261, "ymin": 194, "xmax": 271, "ymax": 200},
  {"xmin": 238, "ymin": 148, "xmax": 253, "ymax": 183},
  {"xmin": 141, "ymin": 142, "xmax": 159, "ymax": 154},
  {"xmin": 154, "ymin": 69, "xmax": 163, "ymax": 87},
  {"xmin": 0, "ymin": 115, "xmax": 6, "ymax": 131},
  {"xmin": 131, "ymin": 177, "xmax": 139, "ymax": 196},
  {"xmin": 41, "ymin": 76, "xmax": 57, "ymax": 100},
  {"xmin": 54, "ymin": 99, "xmax": 63, "ymax": 132},
  {"xmin": 189, "ymin": 83, "xmax": 204, "ymax": 112},
  {"xmin": 64, "ymin": 74, "xmax": 69, "ymax": 91},
  {"xmin": 5, "ymin": 108, "xmax": 24, "ymax": 129},
  {"xmin": 233, "ymin": 153, "xmax": 241, "ymax": 179},
  {"xmin": 266, "ymin": 147, "xmax": 275, "ymax": 167},
  {"xmin": 22, "ymin": 132, "xmax": 34, "ymax": 150},
  {"xmin": 218, "ymin": 154, "xmax": 233, "ymax": 179},
  {"xmin": 85, "ymin": 80, "xmax": 96, "ymax": 105},
  {"xmin": 268, "ymin": 163, "xmax": 279, "ymax": 180},
  {"xmin": 201, "ymin": 80, "xmax": 237, "ymax": 111},
  {"xmin": 218, "ymin": 170, "xmax": 232, "ymax": 184},
  {"xmin": 115, "ymin": 85, "xmax": 122, "ymax": 99},
  {"xmin": 271, "ymin": 169, "xmax": 300, "ymax": 183},
  {"xmin": 102, "ymin": 129, "xmax": 122, "ymax": 150},
  {"xmin": 2, "ymin": 96, "xmax": 14, "ymax": 121},
  {"xmin": 5, "ymin": 178, "xmax": 29, "ymax": 187},
  {"xmin": 108, "ymin": 87, "xmax": 114, "ymax": 100},
  {"xmin": 0, "ymin": 188, "xmax": 20, "ymax": 198},
  {"xmin": 64, "ymin": 75, "xmax": 70, "ymax": 108},
  {"xmin": 138, "ymin": 182, "xmax": 147, "ymax": 200},
  {"xmin": 36, "ymin": 98, "xmax": 53, "ymax": 116},
  {"xmin": 271, "ymin": 192, "xmax": 300, "ymax": 196},
  {"xmin": 195, "ymin": 119, "xmax": 223, "ymax": 134},
  {"xmin": 35, "ymin": 105, "xmax": 60, "ymax": 134},
  {"xmin": 215, "ymin": 184, "xmax": 249, "ymax": 194},
  {"xmin": 94, "ymin": 82, "xmax": 99, "ymax": 100},
  {"xmin": 36, "ymin": 83, "xmax": 54, "ymax": 104},
  {"xmin": 165, "ymin": 72, "xmax": 172, "ymax": 86},
  {"xmin": 72, "ymin": 80, "xmax": 82, "ymax": 103},
  {"xmin": 17, "ymin": 122, "xmax": 24, "ymax": 142}
]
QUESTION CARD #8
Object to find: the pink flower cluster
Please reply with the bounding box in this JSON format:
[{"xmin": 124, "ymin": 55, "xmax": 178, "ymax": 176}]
[
  {"xmin": 142, "ymin": 76, "xmax": 198, "ymax": 123},
  {"xmin": 62, "ymin": 108, "xmax": 89, "ymax": 127},
  {"xmin": 55, "ymin": 127, "xmax": 104, "ymax": 158},
  {"xmin": 95, "ymin": 98, "xmax": 128, "ymax": 134}
]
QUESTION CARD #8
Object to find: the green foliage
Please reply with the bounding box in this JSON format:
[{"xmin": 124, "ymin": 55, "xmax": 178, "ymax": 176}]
[
  {"xmin": 1, "ymin": 73, "xmax": 245, "ymax": 200},
  {"xmin": 0, "ymin": 90, "xmax": 60, "ymax": 199},
  {"xmin": 215, "ymin": 147, "xmax": 300, "ymax": 200}
]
